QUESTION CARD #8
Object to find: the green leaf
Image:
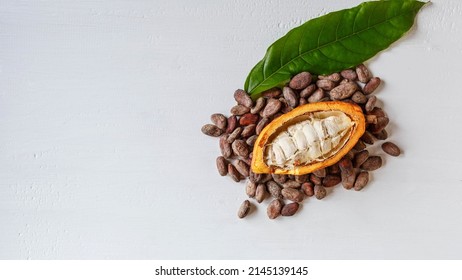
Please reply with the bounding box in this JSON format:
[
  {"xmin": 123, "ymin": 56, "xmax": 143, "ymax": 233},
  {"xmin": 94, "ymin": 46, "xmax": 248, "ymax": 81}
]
[{"xmin": 244, "ymin": 0, "xmax": 425, "ymax": 100}]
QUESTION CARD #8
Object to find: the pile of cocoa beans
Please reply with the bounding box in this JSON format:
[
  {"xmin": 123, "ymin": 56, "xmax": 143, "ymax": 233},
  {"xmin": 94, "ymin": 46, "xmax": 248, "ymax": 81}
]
[{"xmin": 202, "ymin": 64, "xmax": 401, "ymax": 219}]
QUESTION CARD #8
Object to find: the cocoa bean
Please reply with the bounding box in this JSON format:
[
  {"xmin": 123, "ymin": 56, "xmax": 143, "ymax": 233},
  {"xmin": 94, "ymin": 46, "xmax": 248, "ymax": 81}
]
[
  {"xmin": 295, "ymin": 174, "xmax": 309, "ymax": 184},
  {"xmin": 283, "ymin": 86, "xmax": 298, "ymax": 108},
  {"xmin": 249, "ymin": 171, "xmax": 262, "ymax": 184},
  {"xmin": 307, "ymin": 88, "xmax": 325, "ymax": 103},
  {"xmin": 354, "ymin": 150, "xmax": 369, "ymax": 168},
  {"xmin": 314, "ymin": 185, "xmax": 327, "ymax": 200},
  {"xmin": 310, "ymin": 174, "xmax": 322, "ymax": 185},
  {"xmin": 340, "ymin": 69, "xmax": 358, "ymax": 80},
  {"xmin": 250, "ymin": 97, "xmax": 266, "ymax": 114},
  {"xmin": 369, "ymin": 107, "xmax": 386, "ymax": 117},
  {"xmin": 267, "ymin": 199, "xmax": 283, "ymax": 219},
  {"xmin": 238, "ymin": 200, "xmax": 251, "ymax": 218},
  {"xmin": 299, "ymin": 97, "xmax": 307, "ymax": 105},
  {"xmin": 289, "ymin": 72, "xmax": 312, "ymax": 90},
  {"xmin": 338, "ymin": 157, "xmax": 354, "ymax": 176},
  {"xmin": 266, "ymin": 180, "xmax": 283, "ymax": 199},
  {"xmin": 234, "ymin": 89, "xmax": 253, "ymax": 108},
  {"xmin": 201, "ymin": 124, "xmax": 223, "ymax": 137},
  {"xmin": 282, "ymin": 180, "xmax": 301, "ymax": 189},
  {"xmin": 356, "ymin": 64, "xmax": 371, "ymax": 83},
  {"xmin": 262, "ymin": 87, "xmax": 282, "ymax": 98},
  {"xmin": 328, "ymin": 163, "xmax": 340, "ymax": 174},
  {"xmin": 211, "ymin": 113, "xmax": 227, "ymax": 130},
  {"xmin": 301, "ymin": 182, "xmax": 314, "ymax": 196},
  {"xmin": 281, "ymin": 188, "xmax": 304, "ymax": 202},
  {"xmin": 354, "ymin": 171, "xmax": 369, "ymax": 191},
  {"xmin": 313, "ymin": 168, "xmax": 327, "ymax": 178},
  {"xmin": 281, "ymin": 202, "xmax": 299, "ymax": 216},
  {"xmin": 316, "ymin": 79, "xmax": 336, "ymax": 91},
  {"xmin": 227, "ymin": 127, "xmax": 242, "ymax": 143},
  {"xmin": 382, "ymin": 142, "xmax": 401, "ymax": 157},
  {"xmin": 219, "ymin": 135, "xmax": 232, "ymax": 158},
  {"xmin": 230, "ymin": 104, "xmax": 250, "ymax": 116},
  {"xmin": 361, "ymin": 131, "xmax": 375, "ymax": 145},
  {"xmin": 255, "ymin": 183, "xmax": 267, "ymax": 203},
  {"xmin": 279, "ymin": 97, "xmax": 292, "ymax": 113},
  {"xmin": 246, "ymin": 135, "xmax": 257, "ymax": 147},
  {"xmin": 261, "ymin": 98, "xmax": 281, "ymax": 118},
  {"xmin": 360, "ymin": 156, "xmax": 382, "ymax": 171},
  {"xmin": 373, "ymin": 129, "xmax": 388, "ymax": 140},
  {"xmin": 246, "ymin": 181, "xmax": 257, "ymax": 197},
  {"xmin": 232, "ymin": 140, "xmax": 249, "ymax": 158},
  {"xmin": 226, "ymin": 115, "xmax": 237, "ymax": 133},
  {"xmin": 368, "ymin": 117, "xmax": 389, "ymax": 134},
  {"xmin": 365, "ymin": 95, "xmax": 377, "ymax": 112},
  {"xmin": 329, "ymin": 81, "xmax": 358, "ymax": 100},
  {"xmin": 235, "ymin": 159, "xmax": 250, "ymax": 177},
  {"xmin": 239, "ymin": 113, "xmax": 259, "ymax": 126},
  {"xmin": 351, "ymin": 91, "xmax": 367, "ymax": 104},
  {"xmin": 241, "ymin": 124, "xmax": 256, "ymax": 138},
  {"xmin": 322, "ymin": 174, "xmax": 341, "ymax": 187},
  {"xmin": 363, "ymin": 77, "xmax": 381, "ymax": 95},
  {"xmin": 272, "ymin": 174, "xmax": 288, "ymax": 185},
  {"xmin": 228, "ymin": 164, "xmax": 241, "ymax": 182},
  {"xmin": 216, "ymin": 156, "xmax": 228, "ymax": 176},
  {"xmin": 341, "ymin": 171, "xmax": 356, "ymax": 190},
  {"xmin": 260, "ymin": 174, "xmax": 273, "ymax": 183},
  {"xmin": 300, "ymin": 84, "xmax": 317, "ymax": 98},
  {"xmin": 319, "ymin": 72, "xmax": 341, "ymax": 82},
  {"xmin": 353, "ymin": 140, "xmax": 366, "ymax": 151},
  {"xmin": 256, "ymin": 117, "xmax": 270, "ymax": 135}
]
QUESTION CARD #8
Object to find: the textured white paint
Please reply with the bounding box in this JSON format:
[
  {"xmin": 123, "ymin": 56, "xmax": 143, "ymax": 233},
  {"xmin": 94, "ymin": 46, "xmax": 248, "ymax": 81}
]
[{"xmin": 1, "ymin": 0, "xmax": 461, "ymax": 259}]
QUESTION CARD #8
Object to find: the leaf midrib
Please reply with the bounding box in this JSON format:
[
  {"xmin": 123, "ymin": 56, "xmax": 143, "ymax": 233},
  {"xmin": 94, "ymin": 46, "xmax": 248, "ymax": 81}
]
[{"xmin": 252, "ymin": 5, "xmax": 420, "ymax": 93}]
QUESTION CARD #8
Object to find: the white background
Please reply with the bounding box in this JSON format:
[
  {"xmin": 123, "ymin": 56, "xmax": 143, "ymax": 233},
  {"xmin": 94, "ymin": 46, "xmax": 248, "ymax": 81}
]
[{"xmin": 1, "ymin": 0, "xmax": 461, "ymax": 259}]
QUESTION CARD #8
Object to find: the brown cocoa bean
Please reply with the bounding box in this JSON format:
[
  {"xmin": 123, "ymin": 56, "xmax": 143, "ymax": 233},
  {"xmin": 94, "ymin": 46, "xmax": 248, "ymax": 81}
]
[
  {"xmin": 246, "ymin": 135, "xmax": 257, "ymax": 147},
  {"xmin": 231, "ymin": 140, "xmax": 249, "ymax": 158},
  {"xmin": 262, "ymin": 87, "xmax": 282, "ymax": 98},
  {"xmin": 341, "ymin": 171, "xmax": 356, "ymax": 190},
  {"xmin": 360, "ymin": 156, "xmax": 382, "ymax": 171},
  {"xmin": 227, "ymin": 127, "xmax": 242, "ymax": 143},
  {"xmin": 267, "ymin": 199, "xmax": 282, "ymax": 219},
  {"xmin": 283, "ymin": 86, "xmax": 298, "ymax": 108},
  {"xmin": 300, "ymin": 84, "xmax": 317, "ymax": 98},
  {"xmin": 319, "ymin": 72, "xmax": 341, "ymax": 82},
  {"xmin": 272, "ymin": 174, "xmax": 288, "ymax": 185},
  {"xmin": 255, "ymin": 183, "xmax": 267, "ymax": 203},
  {"xmin": 249, "ymin": 171, "xmax": 262, "ymax": 184},
  {"xmin": 373, "ymin": 129, "xmax": 388, "ymax": 140},
  {"xmin": 289, "ymin": 72, "xmax": 312, "ymax": 90},
  {"xmin": 354, "ymin": 150, "xmax": 370, "ymax": 168},
  {"xmin": 281, "ymin": 188, "xmax": 304, "ymax": 202},
  {"xmin": 307, "ymin": 88, "xmax": 325, "ymax": 103},
  {"xmin": 322, "ymin": 174, "xmax": 341, "ymax": 188},
  {"xmin": 351, "ymin": 91, "xmax": 367, "ymax": 104},
  {"xmin": 211, "ymin": 113, "xmax": 227, "ymax": 130},
  {"xmin": 216, "ymin": 156, "xmax": 228, "ymax": 176},
  {"xmin": 299, "ymin": 97, "xmax": 307, "ymax": 105},
  {"xmin": 369, "ymin": 107, "xmax": 386, "ymax": 117},
  {"xmin": 235, "ymin": 159, "xmax": 250, "ymax": 177},
  {"xmin": 313, "ymin": 168, "xmax": 327, "ymax": 178},
  {"xmin": 282, "ymin": 180, "xmax": 301, "ymax": 189},
  {"xmin": 314, "ymin": 185, "xmax": 327, "ymax": 200},
  {"xmin": 246, "ymin": 181, "xmax": 257, "ymax": 197},
  {"xmin": 363, "ymin": 77, "xmax": 381, "ymax": 95},
  {"xmin": 228, "ymin": 164, "xmax": 241, "ymax": 182},
  {"xmin": 230, "ymin": 104, "xmax": 250, "ymax": 116},
  {"xmin": 368, "ymin": 117, "xmax": 389, "ymax": 134},
  {"xmin": 365, "ymin": 95, "xmax": 377, "ymax": 112},
  {"xmin": 219, "ymin": 135, "xmax": 232, "ymax": 158},
  {"xmin": 281, "ymin": 202, "xmax": 299, "ymax": 216},
  {"xmin": 256, "ymin": 117, "xmax": 270, "ymax": 135},
  {"xmin": 354, "ymin": 171, "xmax": 369, "ymax": 191},
  {"xmin": 279, "ymin": 97, "xmax": 292, "ymax": 113},
  {"xmin": 226, "ymin": 115, "xmax": 237, "ymax": 133},
  {"xmin": 328, "ymin": 163, "xmax": 340, "ymax": 174},
  {"xmin": 382, "ymin": 142, "xmax": 401, "ymax": 157},
  {"xmin": 241, "ymin": 124, "xmax": 256, "ymax": 138},
  {"xmin": 266, "ymin": 181, "xmax": 283, "ymax": 199},
  {"xmin": 238, "ymin": 200, "xmax": 251, "ymax": 219},
  {"xmin": 301, "ymin": 182, "xmax": 314, "ymax": 196},
  {"xmin": 338, "ymin": 157, "xmax": 354, "ymax": 176},
  {"xmin": 341, "ymin": 69, "xmax": 358, "ymax": 80},
  {"xmin": 295, "ymin": 174, "xmax": 309, "ymax": 184},
  {"xmin": 261, "ymin": 98, "xmax": 281, "ymax": 118},
  {"xmin": 356, "ymin": 64, "xmax": 371, "ymax": 83},
  {"xmin": 316, "ymin": 79, "xmax": 336, "ymax": 91},
  {"xmin": 361, "ymin": 131, "xmax": 375, "ymax": 145},
  {"xmin": 329, "ymin": 82, "xmax": 358, "ymax": 100},
  {"xmin": 310, "ymin": 174, "xmax": 322, "ymax": 185},
  {"xmin": 260, "ymin": 174, "xmax": 273, "ymax": 183},
  {"xmin": 353, "ymin": 140, "xmax": 366, "ymax": 151},
  {"xmin": 239, "ymin": 113, "xmax": 259, "ymax": 126},
  {"xmin": 250, "ymin": 97, "xmax": 266, "ymax": 114},
  {"xmin": 201, "ymin": 124, "xmax": 223, "ymax": 137},
  {"xmin": 234, "ymin": 89, "xmax": 253, "ymax": 108}
]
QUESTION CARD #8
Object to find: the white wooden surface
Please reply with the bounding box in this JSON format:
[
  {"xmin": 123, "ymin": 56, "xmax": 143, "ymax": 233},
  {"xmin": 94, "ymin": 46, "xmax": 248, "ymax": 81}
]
[{"xmin": 1, "ymin": 0, "xmax": 462, "ymax": 259}]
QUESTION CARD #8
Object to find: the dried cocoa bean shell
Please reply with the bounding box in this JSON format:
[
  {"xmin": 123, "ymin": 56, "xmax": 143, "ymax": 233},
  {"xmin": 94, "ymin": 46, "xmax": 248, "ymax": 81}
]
[
  {"xmin": 201, "ymin": 124, "xmax": 223, "ymax": 137},
  {"xmin": 382, "ymin": 142, "xmax": 401, "ymax": 157},
  {"xmin": 360, "ymin": 156, "xmax": 382, "ymax": 171},
  {"xmin": 234, "ymin": 89, "xmax": 253, "ymax": 108},
  {"xmin": 238, "ymin": 200, "xmax": 251, "ymax": 219},
  {"xmin": 267, "ymin": 199, "xmax": 282, "ymax": 219},
  {"xmin": 289, "ymin": 72, "xmax": 312, "ymax": 90},
  {"xmin": 281, "ymin": 202, "xmax": 299, "ymax": 216}
]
